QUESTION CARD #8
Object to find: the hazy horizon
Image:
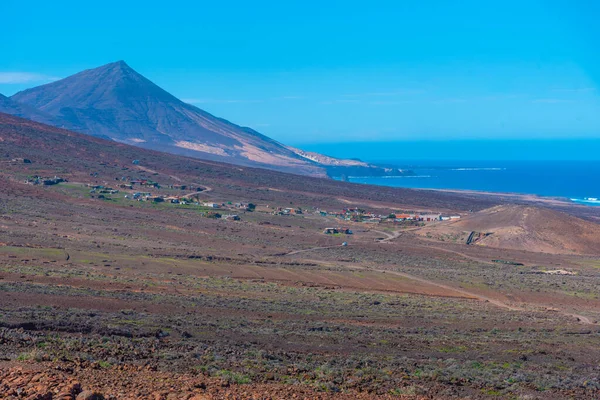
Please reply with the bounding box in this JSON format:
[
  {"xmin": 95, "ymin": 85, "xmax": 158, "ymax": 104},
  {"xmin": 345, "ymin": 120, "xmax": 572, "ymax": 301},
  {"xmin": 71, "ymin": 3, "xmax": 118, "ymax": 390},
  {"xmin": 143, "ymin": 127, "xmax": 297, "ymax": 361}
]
[{"xmin": 301, "ymin": 139, "xmax": 600, "ymax": 161}]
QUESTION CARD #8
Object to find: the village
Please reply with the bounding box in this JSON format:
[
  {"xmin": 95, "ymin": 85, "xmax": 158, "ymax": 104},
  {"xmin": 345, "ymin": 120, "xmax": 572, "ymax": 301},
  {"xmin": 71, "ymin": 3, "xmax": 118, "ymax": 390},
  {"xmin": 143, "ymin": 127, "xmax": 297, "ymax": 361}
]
[
  {"xmin": 315, "ymin": 207, "xmax": 462, "ymax": 224},
  {"xmin": 23, "ymin": 170, "xmax": 462, "ymax": 234},
  {"xmin": 83, "ymin": 176, "xmax": 462, "ymax": 232}
]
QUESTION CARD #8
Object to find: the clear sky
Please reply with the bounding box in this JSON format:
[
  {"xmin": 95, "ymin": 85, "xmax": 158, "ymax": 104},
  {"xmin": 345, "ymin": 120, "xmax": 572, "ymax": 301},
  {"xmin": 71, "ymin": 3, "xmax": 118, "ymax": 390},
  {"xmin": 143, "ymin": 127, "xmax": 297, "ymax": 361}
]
[{"xmin": 1, "ymin": 0, "xmax": 600, "ymax": 145}]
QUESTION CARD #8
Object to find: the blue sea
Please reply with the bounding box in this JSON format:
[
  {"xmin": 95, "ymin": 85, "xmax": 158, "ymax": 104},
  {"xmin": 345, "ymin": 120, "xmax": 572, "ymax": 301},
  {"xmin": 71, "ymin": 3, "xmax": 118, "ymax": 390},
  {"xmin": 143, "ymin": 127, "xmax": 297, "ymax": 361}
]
[
  {"xmin": 300, "ymin": 141, "xmax": 600, "ymax": 206},
  {"xmin": 340, "ymin": 160, "xmax": 600, "ymax": 206}
]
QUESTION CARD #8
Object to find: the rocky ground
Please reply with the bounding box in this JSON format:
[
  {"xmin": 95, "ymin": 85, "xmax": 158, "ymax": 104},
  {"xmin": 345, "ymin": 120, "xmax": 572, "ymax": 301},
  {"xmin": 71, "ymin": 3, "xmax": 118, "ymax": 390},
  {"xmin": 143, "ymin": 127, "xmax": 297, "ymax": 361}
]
[
  {"xmin": 2, "ymin": 361, "xmax": 419, "ymax": 399},
  {"xmin": 2, "ymin": 114, "xmax": 600, "ymax": 398}
]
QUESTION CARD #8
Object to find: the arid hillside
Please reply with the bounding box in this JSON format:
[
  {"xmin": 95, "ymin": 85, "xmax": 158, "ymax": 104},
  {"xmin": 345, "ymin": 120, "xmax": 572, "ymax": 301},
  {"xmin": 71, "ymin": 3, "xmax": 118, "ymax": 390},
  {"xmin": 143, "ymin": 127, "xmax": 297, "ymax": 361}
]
[
  {"xmin": 3, "ymin": 113, "xmax": 600, "ymax": 399},
  {"xmin": 0, "ymin": 93, "xmax": 71, "ymax": 128},
  {"xmin": 419, "ymin": 205, "xmax": 600, "ymax": 255},
  {"xmin": 0, "ymin": 112, "xmax": 496, "ymax": 212}
]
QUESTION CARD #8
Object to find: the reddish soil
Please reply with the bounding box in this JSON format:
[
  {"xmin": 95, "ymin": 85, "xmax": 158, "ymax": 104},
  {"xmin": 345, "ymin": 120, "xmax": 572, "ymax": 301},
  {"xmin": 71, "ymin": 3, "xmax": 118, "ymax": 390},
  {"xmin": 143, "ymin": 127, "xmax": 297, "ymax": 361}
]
[
  {"xmin": 2, "ymin": 113, "xmax": 600, "ymax": 399},
  {"xmin": 418, "ymin": 205, "xmax": 600, "ymax": 255}
]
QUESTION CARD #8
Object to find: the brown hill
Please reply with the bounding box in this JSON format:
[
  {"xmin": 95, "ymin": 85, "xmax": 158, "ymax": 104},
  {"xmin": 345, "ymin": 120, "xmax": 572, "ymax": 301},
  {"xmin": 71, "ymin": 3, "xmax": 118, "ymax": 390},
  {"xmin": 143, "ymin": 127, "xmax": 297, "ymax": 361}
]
[
  {"xmin": 0, "ymin": 112, "xmax": 495, "ymax": 212},
  {"xmin": 421, "ymin": 205, "xmax": 600, "ymax": 255}
]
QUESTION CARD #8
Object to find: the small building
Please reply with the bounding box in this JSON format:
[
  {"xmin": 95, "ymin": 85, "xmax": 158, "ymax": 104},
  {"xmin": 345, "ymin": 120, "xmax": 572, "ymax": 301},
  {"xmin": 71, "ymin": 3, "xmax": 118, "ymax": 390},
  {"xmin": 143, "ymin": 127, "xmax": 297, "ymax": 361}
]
[
  {"xmin": 42, "ymin": 177, "xmax": 65, "ymax": 185},
  {"xmin": 323, "ymin": 227, "xmax": 352, "ymax": 234},
  {"xmin": 419, "ymin": 214, "xmax": 441, "ymax": 222},
  {"xmin": 11, "ymin": 158, "xmax": 31, "ymax": 164},
  {"xmin": 132, "ymin": 192, "xmax": 152, "ymax": 200},
  {"xmin": 203, "ymin": 202, "xmax": 220, "ymax": 208}
]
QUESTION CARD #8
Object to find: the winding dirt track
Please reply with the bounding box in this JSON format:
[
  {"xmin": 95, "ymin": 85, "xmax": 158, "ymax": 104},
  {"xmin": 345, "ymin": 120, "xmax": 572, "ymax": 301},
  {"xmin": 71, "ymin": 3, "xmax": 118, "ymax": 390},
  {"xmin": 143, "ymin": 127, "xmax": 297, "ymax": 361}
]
[
  {"xmin": 283, "ymin": 231, "xmax": 597, "ymax": 325},
  {"xmin": 371, "ymin": 230, "xmax": 400, "ymax": 242},
  {"xmin": 568, "ymin": 313, "xmax": 594, "ymax": 324},
  {"xmin": 369, "ymin": 267, "xmax": 523, "ymax": 311},
  {"xmin": 377, "ymin": 234, "xmax": 598, "ymax": 325},
  {"xmin": 136, "ymin": 165, "xmax": 182, "ymax": 182},
  {"xmin": 356, "ymin": 265, "xmax": 596, "ymax": 325}
]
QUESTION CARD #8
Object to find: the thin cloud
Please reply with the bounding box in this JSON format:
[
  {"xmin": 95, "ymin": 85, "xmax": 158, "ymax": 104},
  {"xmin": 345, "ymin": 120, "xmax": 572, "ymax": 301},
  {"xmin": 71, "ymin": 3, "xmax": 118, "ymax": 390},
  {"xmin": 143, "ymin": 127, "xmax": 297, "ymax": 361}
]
[
  {"xmin": 551, "ymin": 87, "xmax": 596, "ymax": 93},
  {"xmin": 319, "ymin": 99, "xmax": 361, "ymax": 105},
  {"xmin": 182, "ymin": 98, "xmax": 263, "ymax": 104},
  {"xmin": 0, "ymin": 72, "xmax": 59, "ymax": 84},
  {"xmin": 532, "ymin": 98, "xmax": 574, "ymax": 104},
  {"xmin": 342, "ymin": 89, "xmax": 427, "ymax": 98},
  {"xmin": 478, "ymin": 93, "xmax": 524, "ymax": 101},
  {"xmin": 369, "ymin": 100, "xmax": 416, "ymax": 105},
  {"xmin": 430, "ymin": 98, "xmax": 467, "ymax": 104}
]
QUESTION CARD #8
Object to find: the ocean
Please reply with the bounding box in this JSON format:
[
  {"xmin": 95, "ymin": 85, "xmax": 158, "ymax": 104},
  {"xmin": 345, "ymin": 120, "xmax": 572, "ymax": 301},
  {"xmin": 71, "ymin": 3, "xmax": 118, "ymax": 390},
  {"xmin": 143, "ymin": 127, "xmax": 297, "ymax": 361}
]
[
  {"xmin": 336, "ymin": 160, "xmax": 600, "ymax": 206},
  {"xmin": 299, "ymin": 140, "xmax": 600, "ymax": 206}
]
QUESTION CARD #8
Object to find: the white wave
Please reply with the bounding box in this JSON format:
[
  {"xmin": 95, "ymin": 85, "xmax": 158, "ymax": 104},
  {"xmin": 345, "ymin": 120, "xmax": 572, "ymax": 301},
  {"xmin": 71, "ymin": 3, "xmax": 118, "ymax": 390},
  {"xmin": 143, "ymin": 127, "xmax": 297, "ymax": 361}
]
[{"xmin": 570, "ymin": 198, "xmax": 600, "ymax": 205}]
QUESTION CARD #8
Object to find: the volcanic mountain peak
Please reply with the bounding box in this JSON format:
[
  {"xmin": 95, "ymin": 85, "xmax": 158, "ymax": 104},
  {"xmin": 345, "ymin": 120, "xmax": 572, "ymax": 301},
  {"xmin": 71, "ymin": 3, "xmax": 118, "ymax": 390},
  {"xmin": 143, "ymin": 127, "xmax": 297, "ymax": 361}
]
[
  {"xmin": 10, "ymin": 62, "xmax": 366, "ymax": 176},
  {"xmin": 12, "ymin": 60, "xmax": 175, "ymax": 112},
  {"xmin": 8, "ymin": 61, "xmax": 385, "ymax": 176},
  {"xmin": 10, "ymin": 61, "xmax": 326, "ymax": 174}
]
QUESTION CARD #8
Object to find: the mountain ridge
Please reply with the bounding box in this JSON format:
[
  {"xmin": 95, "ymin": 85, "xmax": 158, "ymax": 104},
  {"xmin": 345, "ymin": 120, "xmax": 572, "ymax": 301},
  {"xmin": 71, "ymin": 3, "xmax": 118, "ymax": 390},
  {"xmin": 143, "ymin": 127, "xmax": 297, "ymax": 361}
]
[
  {"xmin": 0, "ymin": 93, "xmax": 74, "ymax": 129},
  {"xmin": 10, "ymin": 61, "xmax": 369, "ymax": 176}
]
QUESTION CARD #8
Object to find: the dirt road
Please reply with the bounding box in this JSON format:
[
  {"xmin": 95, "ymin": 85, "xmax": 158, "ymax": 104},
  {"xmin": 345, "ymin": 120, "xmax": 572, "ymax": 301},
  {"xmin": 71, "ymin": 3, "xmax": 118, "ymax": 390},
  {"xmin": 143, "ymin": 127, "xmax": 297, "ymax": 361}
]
[
  {"xmin": 351, "ymin": 265, "xmax": 597, "ymax": 325},
  {"xmin": 372, "ymin": 230, "xmax": 400, "ymax": 242},
  {"xmin": 372, "ymin": 227, "xmax": 423, "ymax": 243},
  {"xmin": 136, "ymin": 165, "xmax": 182, "ymax": 182},
  {"xmin": 279, "ymin": 228, "xmax": 595, "ymax": 325}
]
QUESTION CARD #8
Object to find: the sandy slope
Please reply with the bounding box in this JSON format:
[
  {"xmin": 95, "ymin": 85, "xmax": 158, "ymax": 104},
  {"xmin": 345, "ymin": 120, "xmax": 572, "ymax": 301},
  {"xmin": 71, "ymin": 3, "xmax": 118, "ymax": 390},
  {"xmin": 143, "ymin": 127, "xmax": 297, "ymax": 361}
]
[{"xmin": 419, "ymin": 205, "xmax": 600, "ymax": 255}]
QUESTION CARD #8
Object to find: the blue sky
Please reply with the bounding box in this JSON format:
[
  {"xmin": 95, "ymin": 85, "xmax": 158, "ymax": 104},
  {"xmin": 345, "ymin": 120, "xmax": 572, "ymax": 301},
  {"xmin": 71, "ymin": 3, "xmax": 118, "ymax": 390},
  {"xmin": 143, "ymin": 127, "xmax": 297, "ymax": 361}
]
[{"xmin": 1, "ymin": 0, "xmax": 600, "ymax": 146}]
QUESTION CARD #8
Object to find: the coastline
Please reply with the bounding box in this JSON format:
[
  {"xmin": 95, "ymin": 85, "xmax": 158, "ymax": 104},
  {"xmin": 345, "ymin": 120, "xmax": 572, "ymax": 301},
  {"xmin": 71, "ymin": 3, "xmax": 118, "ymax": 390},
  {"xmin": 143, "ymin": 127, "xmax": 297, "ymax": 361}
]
[
  {"xmin": 338, "ymin": 178, "xmax": 597, "ymax": 208},
  {"xmin": 420, "ymin": 187, "xmax": 579, "ymax": 207},
  {"xmin": 417, "ymin": 187, "xmax": 600, "ymax": 222},
  {"xmin": 336, "ymin": 160, "xmax": 600, "ymax": 209}
]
